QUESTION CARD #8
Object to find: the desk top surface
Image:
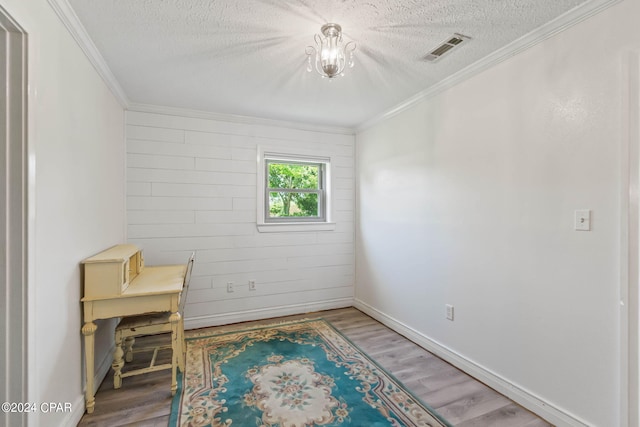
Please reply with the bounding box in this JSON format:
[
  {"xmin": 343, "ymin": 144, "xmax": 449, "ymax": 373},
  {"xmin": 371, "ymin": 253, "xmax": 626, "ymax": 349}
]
[{"xmin": 81, "ymin": 264, "xmax": 185, "ymax": 302}]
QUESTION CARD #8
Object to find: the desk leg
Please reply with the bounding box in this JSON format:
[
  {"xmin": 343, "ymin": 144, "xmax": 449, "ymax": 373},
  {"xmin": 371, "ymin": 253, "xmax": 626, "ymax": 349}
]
[
  {"xmin": 112, "ymin": 334, "xmax": 124, "ymax": 389},
  {"xmin": 169, "ymin": 312, "xmax": 181, "ymax": 396},
  {"xmin": 82, "ymin": 322, "xmax": 97, "ymax": 413},
  {"xmin": 178, "ymin": 317, "xmax": 186, "ymax": 372}
]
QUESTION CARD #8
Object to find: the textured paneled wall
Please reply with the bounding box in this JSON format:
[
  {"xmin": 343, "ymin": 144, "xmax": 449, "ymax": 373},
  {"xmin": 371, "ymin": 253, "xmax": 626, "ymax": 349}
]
[{"xmin": 126, "ymin": 111, "xmax": 355, "ymax": 326}]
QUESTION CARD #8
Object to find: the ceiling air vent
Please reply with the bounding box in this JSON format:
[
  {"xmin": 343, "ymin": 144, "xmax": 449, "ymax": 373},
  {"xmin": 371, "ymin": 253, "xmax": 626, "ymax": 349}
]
[{"xmin": 423, "ymin": 33, "xmax": 470, "ymax": 62}]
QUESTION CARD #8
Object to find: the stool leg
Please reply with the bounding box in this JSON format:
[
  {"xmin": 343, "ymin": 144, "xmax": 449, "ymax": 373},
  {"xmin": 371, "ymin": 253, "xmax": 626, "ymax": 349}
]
[{"xmin": 124, "ymin": 336, "xmax": 135, "ymax": 362}]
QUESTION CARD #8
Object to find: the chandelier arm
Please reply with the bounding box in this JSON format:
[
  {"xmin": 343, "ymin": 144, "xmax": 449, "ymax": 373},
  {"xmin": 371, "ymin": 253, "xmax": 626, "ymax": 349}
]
[
  {"xmin": 314, "ymin": 53, "xmax": 325, "ymax": 77},
  {"xmin": 336, "ymin": 56, "xmax": 346, "ymax": 76}
]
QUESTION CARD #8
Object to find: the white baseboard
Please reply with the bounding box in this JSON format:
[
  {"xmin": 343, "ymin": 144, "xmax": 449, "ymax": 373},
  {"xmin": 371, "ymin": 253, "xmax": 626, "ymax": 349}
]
[
  {"xmin": 185, "ymin": 298, "xmax": 354, "ymax": 330},
  {"xmin": 353, "ymin": 298, "xmax": 591, "ymax": 427},
  {"xmin": 93, "ymin": 343, "xmax": 115, "ymax": 392},
  {"xmin": 61, "ymin": 394, "xmax": 86, "ymax": 427},
  {"xmin": 63, "ymin": 343, "xmax": 115, "ymax": 427},
  {"xmin": 63, "ymin": 299, "xmax": 590, "ymax": 427}
]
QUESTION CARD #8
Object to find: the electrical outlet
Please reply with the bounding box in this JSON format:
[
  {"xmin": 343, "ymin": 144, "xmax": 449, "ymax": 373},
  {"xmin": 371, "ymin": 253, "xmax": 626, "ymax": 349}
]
[
  {"xmin": 249, "ymin": 280, "xmax": 256, "ymax": 291},
  {"xmin": 445, "ymin": 304, "xmax": 454, "ymax": 321},
  {"xmin": 227, "ymin": 282, "xmax": 234, "ymax": 293}
]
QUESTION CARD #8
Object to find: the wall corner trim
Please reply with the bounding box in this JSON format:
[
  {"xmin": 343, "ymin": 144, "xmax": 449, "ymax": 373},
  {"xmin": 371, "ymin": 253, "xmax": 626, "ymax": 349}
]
[
  {"xmin": 353, "ymin": 299, "xmax": 592, "ymax": 427},
  {"xmin": 47, "ymin": 0, "xmax": 129, "ymax": 107},
  {"xmin": 355, "ymin": 0, "xmax": 623, "ymax": 132},
  {"xmin": 127, "ymin": 103, "xmax": 356, "ymax": 135}
]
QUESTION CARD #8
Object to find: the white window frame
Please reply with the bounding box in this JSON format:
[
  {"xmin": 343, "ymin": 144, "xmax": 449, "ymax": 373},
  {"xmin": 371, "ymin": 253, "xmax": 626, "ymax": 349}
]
[{"xmin": 257, "ymin": 147, "xmax": 335, "ymax": 233}]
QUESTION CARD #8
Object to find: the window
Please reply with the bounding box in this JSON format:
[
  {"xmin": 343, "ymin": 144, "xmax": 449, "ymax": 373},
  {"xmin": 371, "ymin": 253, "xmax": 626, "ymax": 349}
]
[
  {"xmin": 257, "ymin": 150, "xmax": 334, "ymax": 232},
  {"xmin": 266, "ymin": 160, "xmax": 325, "ymax": 222}
]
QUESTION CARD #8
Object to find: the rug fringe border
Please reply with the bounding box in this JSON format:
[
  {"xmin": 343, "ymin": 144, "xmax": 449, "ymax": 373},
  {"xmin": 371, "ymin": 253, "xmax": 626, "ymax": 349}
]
[{"xmin": 184, "ymin": 317, "xmax": 322, "ymax": 340}]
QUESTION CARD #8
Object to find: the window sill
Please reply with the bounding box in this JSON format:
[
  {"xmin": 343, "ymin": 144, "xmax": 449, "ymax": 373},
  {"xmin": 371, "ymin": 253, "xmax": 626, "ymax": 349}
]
[{"xmin": 257, "ymin": 222, "xmax": 336, "ymax": 233}]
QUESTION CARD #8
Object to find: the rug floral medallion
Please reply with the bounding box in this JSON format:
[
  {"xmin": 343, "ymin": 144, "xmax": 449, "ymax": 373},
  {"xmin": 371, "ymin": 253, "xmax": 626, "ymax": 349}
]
[{"xmin": 170, "ymin": 318, "xmax": 451, "ymax": 427}]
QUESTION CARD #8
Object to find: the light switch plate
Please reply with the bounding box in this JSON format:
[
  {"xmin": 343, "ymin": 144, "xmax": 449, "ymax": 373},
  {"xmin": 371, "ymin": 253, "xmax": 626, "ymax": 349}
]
[
  {"xmin": 574, "ymin": 210, "xmax": 591, "ymax": 231},
  {"xmin": 445, "ymin": 304, "xmax": 454, "ymax": 321}
]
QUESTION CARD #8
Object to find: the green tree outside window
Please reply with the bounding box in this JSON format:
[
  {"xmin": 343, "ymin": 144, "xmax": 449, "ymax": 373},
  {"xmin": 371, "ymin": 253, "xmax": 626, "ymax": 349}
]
[{"xmin": 267, "ymin": 162, "xmax": 321, "ymax": 218}]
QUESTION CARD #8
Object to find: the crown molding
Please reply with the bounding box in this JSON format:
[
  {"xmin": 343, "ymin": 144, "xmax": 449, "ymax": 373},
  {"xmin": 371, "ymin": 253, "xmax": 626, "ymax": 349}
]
[
  {"xmin": 45, "ymin": 0, "xmax": 351, "ymax": 134},
  {"xmin": 47, "ymin": 0, "xmax": 129, "ymax": 107},
  {"xmin": 127, "ymin": 103, "xmax": 356, "ymax": 135},
  {"xmin": 356, "ymin": 0, "xmax": 622, "ymax": 133},
  {"xmin": 47, "ymin": 0, "xmax": 620, "ymax": 134}
]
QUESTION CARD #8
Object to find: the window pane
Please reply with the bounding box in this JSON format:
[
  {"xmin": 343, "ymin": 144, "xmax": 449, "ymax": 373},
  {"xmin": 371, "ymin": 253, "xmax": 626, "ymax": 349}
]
[
  {"xmin": 269, "ymin": 192, "xmax": 319, "ymax": 217},
  {"xmin": 268, "ymin": 163, "xmax": 319, "ymax": 190}
]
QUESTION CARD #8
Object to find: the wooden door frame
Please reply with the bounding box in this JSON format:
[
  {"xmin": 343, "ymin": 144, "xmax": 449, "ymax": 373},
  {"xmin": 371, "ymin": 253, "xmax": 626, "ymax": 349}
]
[
  {"xmin": 622, "ymin": 50, "xmax": 640, "ymax": 427},
  {"xmin": 0, "ymin": 6, "xmax": 28, "ymax": 427}
]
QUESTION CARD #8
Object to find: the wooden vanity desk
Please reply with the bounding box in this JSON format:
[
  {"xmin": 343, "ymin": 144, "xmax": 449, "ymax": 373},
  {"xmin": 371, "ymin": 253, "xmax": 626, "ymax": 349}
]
[{"xmin": 81, "ymin": 244, "xmax": 186, "ymax": 414}]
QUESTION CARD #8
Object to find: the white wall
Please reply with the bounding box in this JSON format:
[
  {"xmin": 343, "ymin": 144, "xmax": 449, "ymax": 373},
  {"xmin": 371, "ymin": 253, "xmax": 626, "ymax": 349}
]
[
  {"xmin": 2, "ymin": 0, "xmax": 126, "ymax": 425},
  {"xmin": 126, "ymin": 111, "xmax": 355, "ymax": 327},
  {"xmin": 355, "ymin": 1, "xmax": 638, "ymax": 426}
]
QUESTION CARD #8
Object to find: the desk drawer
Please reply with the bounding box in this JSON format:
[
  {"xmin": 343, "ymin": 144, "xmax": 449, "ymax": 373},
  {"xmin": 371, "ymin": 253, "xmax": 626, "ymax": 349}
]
[{"xmin": 84, "ymin": 294, "xmax": 179, "ymax": 321}]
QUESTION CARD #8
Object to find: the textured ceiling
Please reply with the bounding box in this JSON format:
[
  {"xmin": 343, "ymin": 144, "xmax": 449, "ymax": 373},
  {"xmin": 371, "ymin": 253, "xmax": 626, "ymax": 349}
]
[{"xmin": 68, "ymin": 0, "xmax": 592, "ymax": 128}]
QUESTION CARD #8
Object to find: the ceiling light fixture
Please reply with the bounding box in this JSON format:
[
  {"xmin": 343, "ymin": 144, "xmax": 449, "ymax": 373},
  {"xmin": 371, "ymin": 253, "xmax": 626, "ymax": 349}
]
[{"xmin": 305, "ymin": 23, "xmax": 356, "ymax": 79}]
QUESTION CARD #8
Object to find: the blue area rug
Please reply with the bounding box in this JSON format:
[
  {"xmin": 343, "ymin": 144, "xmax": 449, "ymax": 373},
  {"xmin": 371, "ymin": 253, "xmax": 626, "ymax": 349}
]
[{"xmin": 170, "ymin": 318, "xmax": 451, "ymax": 427}]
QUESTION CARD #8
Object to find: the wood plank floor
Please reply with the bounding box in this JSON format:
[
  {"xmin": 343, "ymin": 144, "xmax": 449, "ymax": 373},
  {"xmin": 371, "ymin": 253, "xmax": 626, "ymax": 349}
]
[{"xmin": 77, "ymin": 307, "xmax": 553, "ymax": 426}]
